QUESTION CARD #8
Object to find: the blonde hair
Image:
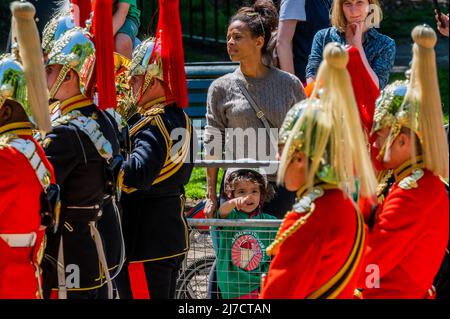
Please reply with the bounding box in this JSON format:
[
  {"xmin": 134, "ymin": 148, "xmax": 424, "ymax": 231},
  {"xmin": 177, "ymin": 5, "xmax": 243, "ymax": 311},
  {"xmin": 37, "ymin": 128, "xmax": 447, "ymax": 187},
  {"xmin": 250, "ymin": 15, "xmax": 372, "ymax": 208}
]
[
  {"xmin": 407, "ymin": 25, "xmax": 449, "ymax": 178},
  {"xmin": 277, "ymin": 43, "xmax": 377, "ymax": 198},
  {"xmin": 11, "ymin": 1, "xmax": 52, "ymax": 133},
  {"xmin": 331, "ymin": 0, "xmax": 383, "ymax": 33}
]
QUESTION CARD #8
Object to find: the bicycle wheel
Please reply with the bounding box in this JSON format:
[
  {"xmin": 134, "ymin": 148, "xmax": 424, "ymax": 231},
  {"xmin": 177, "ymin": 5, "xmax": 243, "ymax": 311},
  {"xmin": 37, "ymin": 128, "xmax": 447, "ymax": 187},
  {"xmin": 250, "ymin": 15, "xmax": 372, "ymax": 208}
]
[{"xmin": 176, "ymin": 255, "xmax": 216, "ymax": 299}]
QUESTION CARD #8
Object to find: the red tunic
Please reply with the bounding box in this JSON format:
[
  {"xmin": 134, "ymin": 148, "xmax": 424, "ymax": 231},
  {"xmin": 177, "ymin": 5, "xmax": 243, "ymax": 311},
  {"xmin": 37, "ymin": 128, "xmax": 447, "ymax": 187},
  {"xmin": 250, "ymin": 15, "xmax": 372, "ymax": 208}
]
[
  {"xmin": 359, "ymin": 167, "xmax": 449, "ymax": 299},
  {"xmin": 0, "ymin": 124, "xmax": 55, "ymax": 299},
  {"xmin": 260, "ymin": 188, "xmax": 367, "ymax": 299}
]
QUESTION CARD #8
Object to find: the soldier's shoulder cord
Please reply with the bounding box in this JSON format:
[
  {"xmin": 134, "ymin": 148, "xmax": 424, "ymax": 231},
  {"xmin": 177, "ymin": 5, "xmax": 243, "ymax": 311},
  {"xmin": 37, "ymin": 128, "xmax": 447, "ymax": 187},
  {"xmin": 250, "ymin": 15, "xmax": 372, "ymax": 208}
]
[
  {"xmin": 53, "ymin": 110, "xmax": 114, "ymax": 162},
  {"xmin": 129, "ymin": 107, "xmax": 166, "ymax": 138}
]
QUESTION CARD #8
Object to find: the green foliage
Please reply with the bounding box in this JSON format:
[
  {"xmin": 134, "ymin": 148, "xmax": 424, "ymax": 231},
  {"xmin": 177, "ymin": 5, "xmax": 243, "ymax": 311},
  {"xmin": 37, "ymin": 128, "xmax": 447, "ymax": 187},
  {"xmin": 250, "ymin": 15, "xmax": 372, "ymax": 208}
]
[
  {"xmin": 389, "ymin": 68, "xmax": 449, "ymax": 123},
  {"xmin": 381, "ymin": 3, "xmax": 446, "ymax": 38},
  {"xmin": 185, "ymin": 167, "xmax": 224, "ymax": 200},
  {"xmin": 438, "ymin": 68, "xmax": 449, "ymax": 123},
  {"xmin": 185, "ymin": 167, "xmax": 207, "ymax": 200}
]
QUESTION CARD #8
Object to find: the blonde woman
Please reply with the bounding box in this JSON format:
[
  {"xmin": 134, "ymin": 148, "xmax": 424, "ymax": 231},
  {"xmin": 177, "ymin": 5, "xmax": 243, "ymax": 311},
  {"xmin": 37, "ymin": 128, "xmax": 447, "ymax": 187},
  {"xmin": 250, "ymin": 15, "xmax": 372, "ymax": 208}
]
[
  {"xmin": 306, "ymin": 0, "xmax": 395, "ymax": 89},
  {"xmin": 260, "ymin": 42, "xmax": 377, "ymax": 299}
]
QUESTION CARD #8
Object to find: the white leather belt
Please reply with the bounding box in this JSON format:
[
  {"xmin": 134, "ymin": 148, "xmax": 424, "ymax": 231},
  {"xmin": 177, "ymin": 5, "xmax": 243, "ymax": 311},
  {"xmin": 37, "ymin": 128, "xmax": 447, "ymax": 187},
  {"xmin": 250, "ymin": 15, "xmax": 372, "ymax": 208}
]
[{"xmin": 0, "ymin": 232, "xmax": 37, "ymax": 247}]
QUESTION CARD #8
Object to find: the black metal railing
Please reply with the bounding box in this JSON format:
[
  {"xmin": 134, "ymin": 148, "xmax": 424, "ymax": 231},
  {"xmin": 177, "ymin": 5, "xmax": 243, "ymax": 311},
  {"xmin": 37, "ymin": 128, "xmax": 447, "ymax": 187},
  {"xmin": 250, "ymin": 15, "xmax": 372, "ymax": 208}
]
[{"xmin": 138, "ymin": 0, "xmax": 279, "ymax": 44}]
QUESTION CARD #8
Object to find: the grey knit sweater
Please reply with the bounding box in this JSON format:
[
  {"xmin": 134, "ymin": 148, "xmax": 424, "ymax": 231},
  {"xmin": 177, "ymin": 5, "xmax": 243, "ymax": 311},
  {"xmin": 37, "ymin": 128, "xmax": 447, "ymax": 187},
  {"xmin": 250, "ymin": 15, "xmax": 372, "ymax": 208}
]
[{"xmin": 204, "ymin": 66, "xmax": 305, "ymax": 177}]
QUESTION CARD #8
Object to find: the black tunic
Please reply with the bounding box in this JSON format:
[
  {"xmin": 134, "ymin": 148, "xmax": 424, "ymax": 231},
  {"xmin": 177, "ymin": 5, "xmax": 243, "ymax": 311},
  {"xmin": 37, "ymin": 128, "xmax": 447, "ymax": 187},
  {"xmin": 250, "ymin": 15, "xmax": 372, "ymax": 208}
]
[
  {"xmin": 120, "ymin": 103, "xmax": 196, "ymax": 262},
  {"xmin": 41, "ymin": 103, "xmax": 121, "ymax": 296}
]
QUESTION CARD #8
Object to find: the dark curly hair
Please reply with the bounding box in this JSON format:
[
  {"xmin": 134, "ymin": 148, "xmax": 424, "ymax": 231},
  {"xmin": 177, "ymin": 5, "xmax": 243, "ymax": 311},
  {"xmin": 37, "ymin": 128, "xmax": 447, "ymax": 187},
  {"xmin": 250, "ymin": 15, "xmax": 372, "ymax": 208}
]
[
  {"xmin": 230, "ymin": 0, "xmax": 278, "ymax": 55},
  {"xmin": 223, "ymin": 169, "xmax": 271, "ymax": 208}
]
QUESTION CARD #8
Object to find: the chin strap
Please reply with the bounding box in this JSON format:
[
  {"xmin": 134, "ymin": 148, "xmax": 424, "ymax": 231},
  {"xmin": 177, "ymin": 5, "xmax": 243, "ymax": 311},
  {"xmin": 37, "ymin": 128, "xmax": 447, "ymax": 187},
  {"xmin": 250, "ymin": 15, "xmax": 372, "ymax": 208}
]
[
  {"xmin": 376, "ymin": 123, "xmax": 402, "ymax": 163},
  {"xmin": 48, "ymin": 64, "xmax": 71, "ymax": 100}
]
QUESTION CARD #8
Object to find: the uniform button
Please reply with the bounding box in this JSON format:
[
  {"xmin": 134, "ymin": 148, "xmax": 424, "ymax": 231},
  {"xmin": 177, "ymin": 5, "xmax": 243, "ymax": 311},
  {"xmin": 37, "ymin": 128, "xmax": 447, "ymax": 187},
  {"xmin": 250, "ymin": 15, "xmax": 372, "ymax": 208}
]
[{"xmin": 35, "ymin": 17, "xmax": 39, "ymax": 22}]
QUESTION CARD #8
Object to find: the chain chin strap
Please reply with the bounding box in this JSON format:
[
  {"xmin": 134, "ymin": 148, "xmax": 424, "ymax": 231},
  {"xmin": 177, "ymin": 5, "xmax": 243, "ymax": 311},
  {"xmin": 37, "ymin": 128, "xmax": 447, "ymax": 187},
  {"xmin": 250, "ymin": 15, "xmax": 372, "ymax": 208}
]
[
  {"xmin": 131, "ymin": 84, "xmax": 142, "ymax": 106},
  {"xmin": 376, "ymin": 123, "xmax": 402, "ymax": 162},
  {"xmin": 142, "ymin": 71, "xmax": 154, "ymax": 94},
  {"xmin": 132, "ymin": 72, "xmax": 154, "ymax": 106},
  {"xmin": 48, "ymin": 64, "xmax": 71, "ymax": 99}
]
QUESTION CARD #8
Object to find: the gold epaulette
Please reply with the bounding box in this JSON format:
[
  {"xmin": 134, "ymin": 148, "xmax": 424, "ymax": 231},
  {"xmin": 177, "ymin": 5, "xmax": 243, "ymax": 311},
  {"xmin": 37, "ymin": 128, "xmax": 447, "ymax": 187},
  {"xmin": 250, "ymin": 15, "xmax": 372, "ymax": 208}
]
[
  {"xmin": 144, "ymin": 106, "xmax": 166, "ymax": 118},
  {"xmin": 0, "ymin": 134, "xmax": 15, "ymax": 150},
  {"xmin": 0, "ymin": 134, "xmax": 52, "ymax": 189},
  {"xmin": 129, "ymin": 107, "xmax": 166, "ymax": 138},
  {"xmin": 398, "ymin": 168, "xmax": 424, "ymax": 190}
]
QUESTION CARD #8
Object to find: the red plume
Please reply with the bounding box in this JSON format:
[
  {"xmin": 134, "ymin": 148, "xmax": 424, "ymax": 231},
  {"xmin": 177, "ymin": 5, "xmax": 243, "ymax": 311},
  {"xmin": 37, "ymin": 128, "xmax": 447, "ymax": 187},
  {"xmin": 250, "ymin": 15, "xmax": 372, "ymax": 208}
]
[
  {"xmin": 156, "ymin": 0, "xmax": 189, "ymax": 108},
  {"xmin": 92, "ymin": 0, "xmax": 117, "ymax": 110},
  {"xmin": 71, "ymin": 0, "xmax": 92, "ymax": 28},
  {"xmin": 346, "ymin": 46, "xmax": 382, "ymax": 171},
  {"xmin": 346, "ymin": 46, "xmax": 380, "ymax": 135}
]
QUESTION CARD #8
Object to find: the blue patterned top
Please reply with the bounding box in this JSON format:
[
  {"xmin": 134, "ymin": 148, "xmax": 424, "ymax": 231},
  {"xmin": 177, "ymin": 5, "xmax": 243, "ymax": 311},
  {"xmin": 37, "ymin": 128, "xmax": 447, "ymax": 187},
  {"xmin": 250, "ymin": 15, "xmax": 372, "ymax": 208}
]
[{"xmin": 306, "ymin": 27, "xmax": 396, "ymax": 89}]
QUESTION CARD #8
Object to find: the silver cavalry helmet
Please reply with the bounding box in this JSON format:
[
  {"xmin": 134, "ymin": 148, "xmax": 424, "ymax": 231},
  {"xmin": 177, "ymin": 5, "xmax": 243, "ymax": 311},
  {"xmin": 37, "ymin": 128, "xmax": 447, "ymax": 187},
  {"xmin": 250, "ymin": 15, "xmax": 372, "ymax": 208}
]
[
  {"xmin": 42, "ymin": 14, "xmax": 75, "ymax": 56},
  {"xmin": 129, "ymin": 37, "xmax": 163, "ymax": 80},
  {"xmin": 46, "ymin": 28, "xmax": 96, "ymax": 98},
  {"xmin": 128, "ymin": 37, "xmax": 163, "ymax": 102},
  {"xmin": 0, "ymin": 54, "xmax": 28, "ymax": 112}
]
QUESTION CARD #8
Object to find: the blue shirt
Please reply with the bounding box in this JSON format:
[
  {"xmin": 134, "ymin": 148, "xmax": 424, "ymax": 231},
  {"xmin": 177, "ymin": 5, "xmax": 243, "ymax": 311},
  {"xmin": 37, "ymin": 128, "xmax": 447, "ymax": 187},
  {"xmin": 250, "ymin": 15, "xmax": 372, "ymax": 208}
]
[{"xmin": 306, "ymin": 27, "xmax": 396, "ymax": 89}]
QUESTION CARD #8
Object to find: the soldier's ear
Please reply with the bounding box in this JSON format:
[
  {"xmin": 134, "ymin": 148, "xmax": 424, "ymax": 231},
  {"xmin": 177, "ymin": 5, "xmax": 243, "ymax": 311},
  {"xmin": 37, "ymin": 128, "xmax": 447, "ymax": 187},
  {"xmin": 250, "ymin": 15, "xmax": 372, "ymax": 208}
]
[
  {"xmin": 149, "ymin": 77, "xmax": 157, "ymax": 88},
  {"xmin": 292, "ymin": 152, "xmax": 305, "ymax": 164},
  {"xmin": 0, "ymin": 103, "xmax": 14, "ymax": 122},
  {"xmin": 397, "ymin": 133, "xmax": 409, "ymax": 147},
  {"xmin": 63, "ymin": 70, "xmax": 70, "ymax": 82},
  {"xmin": 64, "ymin": 69, "xmax": 77, "ymax": 83}
]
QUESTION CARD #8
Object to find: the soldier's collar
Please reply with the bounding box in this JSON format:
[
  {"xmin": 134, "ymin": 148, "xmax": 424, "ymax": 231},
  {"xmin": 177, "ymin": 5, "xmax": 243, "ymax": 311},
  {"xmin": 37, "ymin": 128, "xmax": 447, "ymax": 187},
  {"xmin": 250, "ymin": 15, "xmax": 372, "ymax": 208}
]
[
  {"xmin": 59, "ymin": 94, "xmax": 93, "ymax": 116},
  {"xmin": 0, "ymin": 121, "xmax": 33, "ymax": 136},
  {"xmin": 139, "ymin": 96, "xmax": 176, "ymax": 113},
  {"xmin": 393, "ymin": 156, "xmax": 424, "ymax": 182},
  {"xmin": 50, "ymin": 101, "xmax": 60, "ymax": 114}
]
